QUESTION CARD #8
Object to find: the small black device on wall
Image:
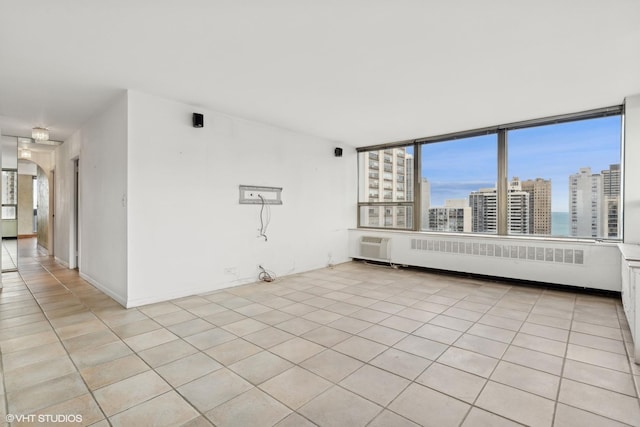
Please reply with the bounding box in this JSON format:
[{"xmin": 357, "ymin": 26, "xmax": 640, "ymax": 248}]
[
  {"xmin": 192, "ymin": 113, "xmax": 204, "ymax": 128},
  {"xmin": 334, "ymin": 147, "xmax": 343, "ymax": 157}
]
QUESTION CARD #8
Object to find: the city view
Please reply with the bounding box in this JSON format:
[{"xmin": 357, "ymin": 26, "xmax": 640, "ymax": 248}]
[{"xmin": 360, "ymin": 115, "xmax": 622, "ymax": 239}]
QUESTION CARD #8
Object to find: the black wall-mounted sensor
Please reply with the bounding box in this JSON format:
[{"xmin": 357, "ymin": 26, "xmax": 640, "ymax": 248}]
[
  {"xmin": 334, "ymin": 147, "xmax": 343, "ymax": 157},
  {"xmin": 193, "ymin": 113, "xmax": 204, "ymax": 128}
]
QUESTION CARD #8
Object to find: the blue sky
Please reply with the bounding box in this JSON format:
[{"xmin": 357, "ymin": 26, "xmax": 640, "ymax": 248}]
[{"xmin": 421, "ymin": 116, "xmax": 622, "ymax": 211}]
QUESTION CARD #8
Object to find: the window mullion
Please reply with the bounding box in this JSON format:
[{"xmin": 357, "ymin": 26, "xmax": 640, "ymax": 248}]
[{"xmin": 497, "ymin": 129, "xmax": 508, "ymax": 235}]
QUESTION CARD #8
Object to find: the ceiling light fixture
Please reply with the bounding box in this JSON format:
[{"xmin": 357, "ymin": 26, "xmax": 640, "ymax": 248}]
[
  {"xmin": 20, "ymin": 149, "xmax": 32, "ymax": 159},
  {"xmin": 32, "ymin": 127, "xmax": 49, "ymax": 141}
]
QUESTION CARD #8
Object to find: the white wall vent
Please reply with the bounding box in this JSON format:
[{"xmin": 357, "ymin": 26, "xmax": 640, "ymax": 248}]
[
  {"xmin": 410, "ymin": 238, "xmax": 584, "ymax": 265},
  {"xmin": 360, "ymin": 236, "xmax": 391, "ymax": 261}
]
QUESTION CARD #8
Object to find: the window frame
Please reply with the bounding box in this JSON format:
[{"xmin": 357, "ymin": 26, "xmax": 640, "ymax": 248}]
[{"xmin": 356, "ymin": 105, "xmax": 624, "ymax": 240}]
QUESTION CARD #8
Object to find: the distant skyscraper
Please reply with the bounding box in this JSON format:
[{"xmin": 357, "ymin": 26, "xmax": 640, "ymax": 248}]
[
  {"xmin": 569, "ymin": 167, "xmax": 602, "ymax": 238},
  {"xmin": 602, "ymin": 164, "xmax": 621, "ymax": 238},
  {"xmin": 427, "ymin": 199, "xmax": 471, "ymax": 232},
  {"xmin": 521, "ymin": 178, "xmax": 552, "ymax": 235},
  {"xmin": 469, "ymin": 178, "xmax": 530, "ymax": 234},
  {"xmin": 361, "ymin": 148, "xmax": 413, "ymax": 228}
]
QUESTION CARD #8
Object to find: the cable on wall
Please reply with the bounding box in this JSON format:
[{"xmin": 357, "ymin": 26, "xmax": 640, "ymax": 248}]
[{"xmin": 258, "ymin": 194, "xmax": 271, "ymax": 242}]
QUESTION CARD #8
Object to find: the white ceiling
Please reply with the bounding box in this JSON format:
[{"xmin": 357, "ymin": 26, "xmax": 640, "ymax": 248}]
[{"xmin": 1, "ymin": 0, "xmax": 639, "ymax": 146}]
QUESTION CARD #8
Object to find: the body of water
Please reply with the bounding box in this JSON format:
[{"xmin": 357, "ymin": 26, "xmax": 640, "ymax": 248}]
[{"xmin": 552, "ymin": 211, "xmax": 569, "ymax": 236}]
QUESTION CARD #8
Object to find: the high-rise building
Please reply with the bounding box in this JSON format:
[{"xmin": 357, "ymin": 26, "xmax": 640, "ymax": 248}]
[
  {"xmin": 360, "ymin": 148, "xmax": 413, "ymax": 228},
  {"xmin": 469, "ymin": 178, "xmax": 530, "ymax": 234},
  {"xmin": 521, "ymin": 178, "xmax": 552, "ymax": 235},
  {"xmin": 602, "ymin": 164, "xmax": 621, "ymax": 238},
  {"xmin": 569, "ymin": 167, "xmax": 603, "ymax": 238},
  {"xmin": 427, "ymin": 199, "xmax": 471, "ymax": 232}
]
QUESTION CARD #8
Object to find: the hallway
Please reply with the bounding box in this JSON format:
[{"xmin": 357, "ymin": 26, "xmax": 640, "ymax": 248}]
[{"xmin": 0, "ymin": 239, "xmax": 639, "ymax": 426}]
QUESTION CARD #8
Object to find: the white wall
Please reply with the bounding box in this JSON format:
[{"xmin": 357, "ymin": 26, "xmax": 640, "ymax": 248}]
[
  {"xmin": 55, "ymin": 92, "xmax": 129, "ymax": 305},
  {"xmin": 126, "ymin": 91, "xmax": 356, "ymax": 306},
  {"xmin": 624, "ymin": 94, "xmax": 640, "ymax": 244}
]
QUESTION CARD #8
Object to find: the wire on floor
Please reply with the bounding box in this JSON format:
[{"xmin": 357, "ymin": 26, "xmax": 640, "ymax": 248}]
[{"xmin": 258, "ymin": 265, "xmax": 276, "ymax": 282}]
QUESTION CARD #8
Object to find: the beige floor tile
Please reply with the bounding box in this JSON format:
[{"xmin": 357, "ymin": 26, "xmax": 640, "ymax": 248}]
[
  {"xmin": 553, "ymin": 403, "xmax": 630, "ymax": 427},
  {"xmin": 302, "ymin": 309, "xmax": 343, "ymax": 324},
  {"xmin": 571, "ymin": 320, "xmax": 623, "ymax": 340},
  {"xmin": 368, "ymin": 410, "xmax": 419, "ymax": 427},
  {"xmin": 569, "ymin": 331, "xmax": 627, "ymax": 354},
  {"xmin": 274, "ymin": 412, "xmax": 317, "ymax": 427},
  {"xmin": 454, "ymin": 334, "xmax": 508, "ymax": 359},
  {"xmin": 156, "ymin": 352, "xmax": 222, "ymax": 387},
  {"xmin": 413, "ymin": 323, "xmax": 463, "ymax": 345},
  {"xmin": 1, "ymin": 330, "xmax": 59, "ymax": 353},
  {"xmin": 93, "ymin": 370, "xmax": 171, "ymax": 416},
  {"xmin": 137, "ymin": 339, "xmax": 198, "ymax": 368},
  {"xmin": 270, "ymin": 337, "xmax": 325, "ymax": 364},
  {"xmin": 394, "ymin": 335, "xmax": 448, "ymax": 360},
  {"xmin": 461, "ymin": 407, "xmax": 523, "ymax": 427},
  {"xmin": 205, "ymin": 387, "xmax": 291, "ymax": 426},
  {"xmin": 279, "ymin": 303, "xmax": 317, "ymax": 316},
  {"xmin": 369, "ymin": 300, "xmax": 406, "ymax": 314},
  {"xmin": 0, "ymin": 319, "xmax": 51, "ymax": 341},
  {"xmin": 326, "ymin": 316, "xmax": 373, "ymax": 334},
  {"xmin": 203, "ymin": 310, "xmax": 247, "ymax": 326},
  {"xmin": 241, "ymin": 327, "xmax": 295, "ymax": 349},
  {"xmin": 476, "ymin": 381, "xmax": 555, "ymax": 427},
  {"xmin": 370, "ymin": 347, "xmax": 431, "ymax": 380},
  {"xmin": 300, "ymin": 349, "xmax": 364, "ymax": 383},
  {"xmin": 5, "ymin": 355, "xmax": 75, "ymax": 393},
  {"xmin": 333, "ymin": 336, "xmax": 388, "ymax": 362},
  {"xmin": 490, "ymin": 361, "xmax": 560, "ymax": 399},
  {"xmin": 153, "ymin": 309, "xmax": 198, "ymax": 326},
  {"xmin": 184, "ymin": 327, "xmax": 237, "ymax": 350},
  {"xmin": 35, "ymin": 393, "xmax": 104, "ymax": 426},
  {"xmin": 260, "ymin": 366, "xmax": 332, "ymax": 410},
  {"xmin": 205, "ymin": 338, "xmax": 262, "ymax": 365},
  {"xmin": 222, "ymin": 318, "xmax": 269, "ymax": 336},
  {"xmin": 81, "ymin": 354, "xmax": 149, "ymax": 390},
  {"xmin": 123, "ymin": 328, "xmax": 178, "ymax": 352},
  {"xmin": 299, "ymin": 386, "xmax": 382, "ymax": 427},
  {"xmin": 357, "ymin": 324, "xmax": 407, "ymax": 346},
  {"xmin": 177, "ymin": 368, "xmax": 252, "ymax": 412},
  {"xmin": 566, "ymin": 343, "xmax": 630, "ymax": 373},
  {"xmin": 180, "ymin": 416, "xmax": 215, "ymax": 427},
  {"xmin": 275, "ymin": 317, "xmax": 321, "ymax": 336},
  {"xmin": 229, "ymin": 351, "xmax": 293, "ymax": 385},
  {"xmin": 558, "ymin": 379, "xmax": 640, "ymax": 425},
  {"xmin": 466, "ymin": 323, "xmax": 515, "ymax": 344},
  {"xmin": 110, "ymin": 391, "xmax": 200, "ymax": 427},
  {"xmin": 7, "ymin": 373, "xmax": 88, "ymax": 415},
  {"xmin": 2, "ymin": 341, "xmax": 67, "ymax": 372},
  {"xmin": 301, "ymin": 325, "xmax": 351, "ymax": 347},
  {"xmin": 511, "ymin": 332, "xmax": 567, "ymax": 357},
  {"xmin": 477, "ymin": 313, "xmax": 523, "ymax": 331},
  {"xmin": 417, "ymin": 362, "xmax": 486, "ymax": 403},
  {"xmin": 563, "ymin": 359, "xmax": 637, "ymax": 396},
  {"xmin": 166, "ymin": 318, "xmax": 215, "ymax": 338},
  {"xmin": 325, "ymin": 301, "xmax": 364, "ymax": 316},
  {"xmin": 63, "ymin": 329, "xmax": 121, "ymax": 353},
  {"xmin": 389, "ymin": 382, "xmax": 470, "ymax": 426},
  {"xmin": 252, "ymin": 310, "xmax": 295, "ymax": 325},
  {"xmin": 429, "ymin": 314, "xmax": 473, "ymax": 332},
  {"xmin": 139, "ymin": 302, "xmax": 181, "ymax": 318},
  {"xmin": 526, "ymin": 313, "xmax": 572, "ymax": 330},
  {"xmin": 111, "ymin": 318, "xmax": 162, "ymax": 339},
  {"xmin": 55, "ymin": 318, "xmax": 109, "ymax": 341},
  {"xmin": 502, "ymin": 345, "xmax": 563, "ymax": 376},
  {"xmin": 520, "ymin": 322, "xmax": 569, "ymax": 342},
  {"xmin": 339, "ymin": 364, "xmax": 410, "ymax": 406},
  {"xmin": 437, "ymin": 347, "xmax": 498, "ymax": 378}
]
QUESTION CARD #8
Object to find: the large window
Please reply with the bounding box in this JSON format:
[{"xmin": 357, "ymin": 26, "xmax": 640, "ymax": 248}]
[
  {"xmin": 358, "ymin": 146, "xmax": 414, "ymax": 229},
  {"xmin": 357, "ymin": 107, "xmax": 623, "ymax": 240}
]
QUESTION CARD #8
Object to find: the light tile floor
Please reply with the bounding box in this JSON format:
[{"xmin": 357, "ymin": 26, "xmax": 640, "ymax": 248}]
[{"xmin": 1, "ymin": 240, "xmax": 640, "ymax": 426}]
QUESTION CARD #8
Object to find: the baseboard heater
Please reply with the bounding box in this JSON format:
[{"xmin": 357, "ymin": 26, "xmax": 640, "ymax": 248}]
[{"xmin": 359, "ymin": 236, "xmax": 391, "ymax": 261}]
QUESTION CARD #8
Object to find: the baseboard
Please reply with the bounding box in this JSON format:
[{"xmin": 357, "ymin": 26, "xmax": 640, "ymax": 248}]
[
  {"xmin": 18, "ymin": 234, "xmax": 37, "ymax": 239},
  {"xmin": 79, "ymin": 272, "xmax": 127, "ymax": 307},
  {"xmin": 54, "ymin": 257, "xmax": 69, "ymax": 268}
]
